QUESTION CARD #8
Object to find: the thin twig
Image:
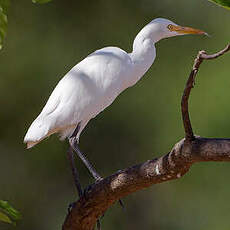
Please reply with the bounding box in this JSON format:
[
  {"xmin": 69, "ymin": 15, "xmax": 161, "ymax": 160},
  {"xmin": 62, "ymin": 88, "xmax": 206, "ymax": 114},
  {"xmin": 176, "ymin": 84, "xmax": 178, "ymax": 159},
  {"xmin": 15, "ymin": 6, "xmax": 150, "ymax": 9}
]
[{"xmin": 181, "ymin": 43, "xmax": 230, "ymax": 141}]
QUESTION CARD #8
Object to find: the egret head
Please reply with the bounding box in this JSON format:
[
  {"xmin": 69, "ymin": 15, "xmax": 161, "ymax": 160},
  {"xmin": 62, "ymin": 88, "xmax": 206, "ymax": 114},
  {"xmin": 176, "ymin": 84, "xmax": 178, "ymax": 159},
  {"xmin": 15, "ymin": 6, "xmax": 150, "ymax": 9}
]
[{"xmin": 146, "ymin": 18, "xmax": 207, "ymax": 43}]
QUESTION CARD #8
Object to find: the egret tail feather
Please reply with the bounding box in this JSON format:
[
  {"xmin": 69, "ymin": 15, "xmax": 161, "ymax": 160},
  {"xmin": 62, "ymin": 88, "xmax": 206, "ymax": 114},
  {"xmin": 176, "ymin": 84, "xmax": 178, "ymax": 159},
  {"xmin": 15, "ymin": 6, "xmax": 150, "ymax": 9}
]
[{"xmin": 26, "ymin": 141, "xmax": 39, "ymax": 149}]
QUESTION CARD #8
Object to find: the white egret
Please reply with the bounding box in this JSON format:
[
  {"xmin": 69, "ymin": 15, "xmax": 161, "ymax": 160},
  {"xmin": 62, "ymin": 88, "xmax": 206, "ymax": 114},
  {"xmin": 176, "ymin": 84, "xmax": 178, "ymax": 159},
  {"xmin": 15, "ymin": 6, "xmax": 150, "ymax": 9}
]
[{"xmin": 24, "ymin": 18, "xmax": 206, "ymax": 196}]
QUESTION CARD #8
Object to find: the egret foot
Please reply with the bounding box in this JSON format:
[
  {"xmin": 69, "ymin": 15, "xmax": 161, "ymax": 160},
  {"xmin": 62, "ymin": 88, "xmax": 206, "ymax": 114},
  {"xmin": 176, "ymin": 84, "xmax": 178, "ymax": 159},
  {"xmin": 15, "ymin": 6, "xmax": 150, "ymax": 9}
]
[
  {"xmin": 83, "ymin": 177, "xmax": 103, "ymax": 198},
  {"xmin": 118, "ymin": 199, "xmax": 125, "ymax": 210},
  {"xmin": 68, "ymin": 202, "xmax": 76, "ymax": 214},
  {"xmin": 83, "ymin": 178, "xmax": 124, "ymax": 211},
  {"xmin": 97, "ymin": 219, "xmax": 101, "ymax": 230}
]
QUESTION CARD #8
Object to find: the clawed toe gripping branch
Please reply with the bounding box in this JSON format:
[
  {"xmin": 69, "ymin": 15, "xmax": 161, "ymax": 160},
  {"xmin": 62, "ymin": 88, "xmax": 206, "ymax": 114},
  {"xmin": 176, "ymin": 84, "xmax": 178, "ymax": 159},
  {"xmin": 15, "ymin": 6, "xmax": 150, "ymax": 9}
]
[{"xmin": 62, "ymin": 43, "xmax": 230, "ymax": 230}]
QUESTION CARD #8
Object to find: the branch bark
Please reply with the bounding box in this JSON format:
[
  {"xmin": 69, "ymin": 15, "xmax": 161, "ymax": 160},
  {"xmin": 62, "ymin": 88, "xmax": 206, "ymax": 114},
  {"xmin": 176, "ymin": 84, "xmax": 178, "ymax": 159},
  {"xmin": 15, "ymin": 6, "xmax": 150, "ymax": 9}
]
[
  {"xmin": 62, "ymin": 43, "xmax": 230, "ymax": 230},
  {"xmin": 181, "ymin": 44, "xmax": 230, "ymax": 141}
]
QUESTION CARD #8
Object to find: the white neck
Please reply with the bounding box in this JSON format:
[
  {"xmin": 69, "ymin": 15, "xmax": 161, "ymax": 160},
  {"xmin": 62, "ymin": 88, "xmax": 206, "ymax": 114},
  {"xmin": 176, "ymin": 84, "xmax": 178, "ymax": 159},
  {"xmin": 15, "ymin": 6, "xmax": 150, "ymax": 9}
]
[{"xmin": 129, "ymin": 23, "xmax": 159, "ymax": 84}]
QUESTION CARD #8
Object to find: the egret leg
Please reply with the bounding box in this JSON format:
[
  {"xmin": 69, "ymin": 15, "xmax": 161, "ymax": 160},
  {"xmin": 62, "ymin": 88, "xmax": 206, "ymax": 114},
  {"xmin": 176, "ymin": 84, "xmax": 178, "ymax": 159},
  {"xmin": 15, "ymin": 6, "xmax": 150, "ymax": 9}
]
[
  {"xmin": 69, "ymin": 124, "xmax": 125, "ymax": 211},
  {"xmin": 67, "ymin": 145, "xmax": 103, "ymax": 230},
  {"xmin": 67, "ymin": 146, "xmax": 83, "ymax": 197},
  {"xmin": 69, "ymin": 140, "xmax": 102, "ymax": 181},
  {"xmin": 69, "ymin": 124, "xmax": 102, "ymax": 181}
]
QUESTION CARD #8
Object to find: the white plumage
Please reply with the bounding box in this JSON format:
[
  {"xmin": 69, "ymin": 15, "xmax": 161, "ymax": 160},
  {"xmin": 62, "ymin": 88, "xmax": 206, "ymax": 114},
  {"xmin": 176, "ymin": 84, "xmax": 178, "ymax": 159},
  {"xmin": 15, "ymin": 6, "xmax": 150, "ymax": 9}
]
[{"xmin": 24, "ymin": 18, "xmax": 206, "ymax": 148}]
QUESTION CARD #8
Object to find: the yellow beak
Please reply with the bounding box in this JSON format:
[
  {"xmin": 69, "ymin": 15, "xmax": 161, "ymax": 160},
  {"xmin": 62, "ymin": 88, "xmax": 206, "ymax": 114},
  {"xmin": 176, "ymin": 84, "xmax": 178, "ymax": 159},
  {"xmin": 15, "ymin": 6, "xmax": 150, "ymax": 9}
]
[{"xmin": 168, "ymin": 24, "xmax": 208, "ymax": 36}]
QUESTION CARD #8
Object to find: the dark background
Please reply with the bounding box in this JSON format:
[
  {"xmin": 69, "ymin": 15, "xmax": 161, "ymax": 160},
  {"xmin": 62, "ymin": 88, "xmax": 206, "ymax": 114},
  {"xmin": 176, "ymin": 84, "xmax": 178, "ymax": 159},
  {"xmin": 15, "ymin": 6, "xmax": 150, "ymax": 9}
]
[{"xmin": 1, "ymin": 0, "xmax": 230, "ymax": 229}]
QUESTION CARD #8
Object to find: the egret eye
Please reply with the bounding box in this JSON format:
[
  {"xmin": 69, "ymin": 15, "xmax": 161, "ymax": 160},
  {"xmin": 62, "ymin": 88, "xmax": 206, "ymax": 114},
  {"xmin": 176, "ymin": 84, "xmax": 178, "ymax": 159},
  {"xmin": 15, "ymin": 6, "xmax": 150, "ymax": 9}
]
[{"xmin": 167, "ymin": 24, "xmax": 174, "ymax": 31}]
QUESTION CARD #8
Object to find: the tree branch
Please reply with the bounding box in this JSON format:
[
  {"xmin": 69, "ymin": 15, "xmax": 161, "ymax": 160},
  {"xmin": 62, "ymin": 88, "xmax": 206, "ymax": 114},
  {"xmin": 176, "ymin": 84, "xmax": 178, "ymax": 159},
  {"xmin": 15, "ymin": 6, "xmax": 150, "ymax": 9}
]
[
  {"xmin": 181, "ymin": 43, "xmax": 230, "ymax": 141},
  {"xmin": 62, "ymin": 44, "xmax": 230, "ymax": 230}
]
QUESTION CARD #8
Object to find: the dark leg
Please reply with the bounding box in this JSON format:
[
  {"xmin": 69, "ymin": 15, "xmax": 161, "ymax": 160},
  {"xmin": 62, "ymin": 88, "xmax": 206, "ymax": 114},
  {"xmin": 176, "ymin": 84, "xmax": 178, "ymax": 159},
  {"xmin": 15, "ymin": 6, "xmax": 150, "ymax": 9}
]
[
  {"xmin": 96, "ymin": 220, "xmax": 101, "ymax": 230},
  {"xmin": 69, "ymin": 124, "xmax": 102, "ymax": 181},
  {"xmin": 118, "ymin": 199, "xmax": 125, "ymax": 209},
  {"xmin": 69, "ymin": 140, "xmax": 102, "ymax": 181},
  {"xmin": 67, "ymin": 146, "xmax": 83, "ymax": 197},
  {"xmin": 69, "ymin": 124, "xmax": 124, "ymax": 211}
]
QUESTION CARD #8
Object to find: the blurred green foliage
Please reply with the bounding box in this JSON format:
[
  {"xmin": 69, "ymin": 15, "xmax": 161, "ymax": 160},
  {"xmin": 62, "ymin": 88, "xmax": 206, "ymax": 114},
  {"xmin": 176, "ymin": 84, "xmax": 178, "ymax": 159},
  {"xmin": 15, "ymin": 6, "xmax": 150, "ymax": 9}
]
[
  {"xmin": 0, "ymin": 0, "xmax": 10, "ymax": 12},
  {"xmin": 0, "ymin": 211, "xmax": 11, "ymax": 224},
  {"xmin": 0, "ymin": 200, "xmax": 21, "ymax": 225},
  {"xmin": 0, "ymin": 0, "xmax": 228, "ymax": 50},
  {"xmin": 210, "ymin": 0, "xmax": 230, "ymax": 9},
  {"xmin": 32, "ymin": 0, "xmax": 52, "ymax": 4},
  {"xmin": 0, "ymin": 0, "xmax": 52, "ymax": 50},
  {"xmin": 0, "ymin": 3, "xmax": 8, "ymax": 49},
  {"xmin": 0, "ymin": 0, "xmax": 230, "ymax": 230}
]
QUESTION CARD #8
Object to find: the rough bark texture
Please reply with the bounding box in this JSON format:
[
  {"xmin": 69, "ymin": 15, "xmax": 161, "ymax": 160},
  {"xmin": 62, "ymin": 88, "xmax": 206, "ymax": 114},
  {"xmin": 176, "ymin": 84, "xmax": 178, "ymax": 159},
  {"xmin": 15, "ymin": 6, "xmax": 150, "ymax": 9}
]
[{"xmin": 62, "ymin": 43, "xmax": 230, "ymax": 230}]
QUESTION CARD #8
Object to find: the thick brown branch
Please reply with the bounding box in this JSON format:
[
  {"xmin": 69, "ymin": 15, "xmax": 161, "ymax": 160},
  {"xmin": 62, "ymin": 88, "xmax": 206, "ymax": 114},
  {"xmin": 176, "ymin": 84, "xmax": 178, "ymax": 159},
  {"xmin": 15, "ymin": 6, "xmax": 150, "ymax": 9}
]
[
  {"xmin": 63, "ymin": 137, "xmax": 230, "ymax": 230},
  {"xmin": 181, "ymin": 43, "xmax": 230, "ymax": 141},
  {"xmin": 63, "ymin": 44, "xmax": 230, "ymax": 230}
]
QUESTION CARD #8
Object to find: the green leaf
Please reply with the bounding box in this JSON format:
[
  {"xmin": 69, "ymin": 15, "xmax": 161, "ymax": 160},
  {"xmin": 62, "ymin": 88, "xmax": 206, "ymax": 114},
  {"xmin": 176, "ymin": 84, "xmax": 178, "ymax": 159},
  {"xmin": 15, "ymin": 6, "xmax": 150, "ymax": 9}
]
[
  {"xmin": 209, "ymin": 0, "xmax": 230, "ymax": 9},
  {"xmin": 0, "ymin": 200, "xmax": 21, "ymax": 225},
  {"xmin": 32, "ymin": 0, "xmax": 52, "ymax": 4},
  {"xmin": 0, "ymin": 211, "xmax": 12, "ymax": 224}
]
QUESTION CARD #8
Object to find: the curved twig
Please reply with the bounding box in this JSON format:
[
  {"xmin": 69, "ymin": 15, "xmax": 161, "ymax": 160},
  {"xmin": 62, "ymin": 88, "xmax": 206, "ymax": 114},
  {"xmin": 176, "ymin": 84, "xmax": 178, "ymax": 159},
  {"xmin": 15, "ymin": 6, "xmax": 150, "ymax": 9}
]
[
  {"xmin": 181, "ymin": 43, "xmax": 230, "ymax": 141},
  {"xmin": 62, "ymin": 44, "xmax": 230, "ymax": 230}
]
